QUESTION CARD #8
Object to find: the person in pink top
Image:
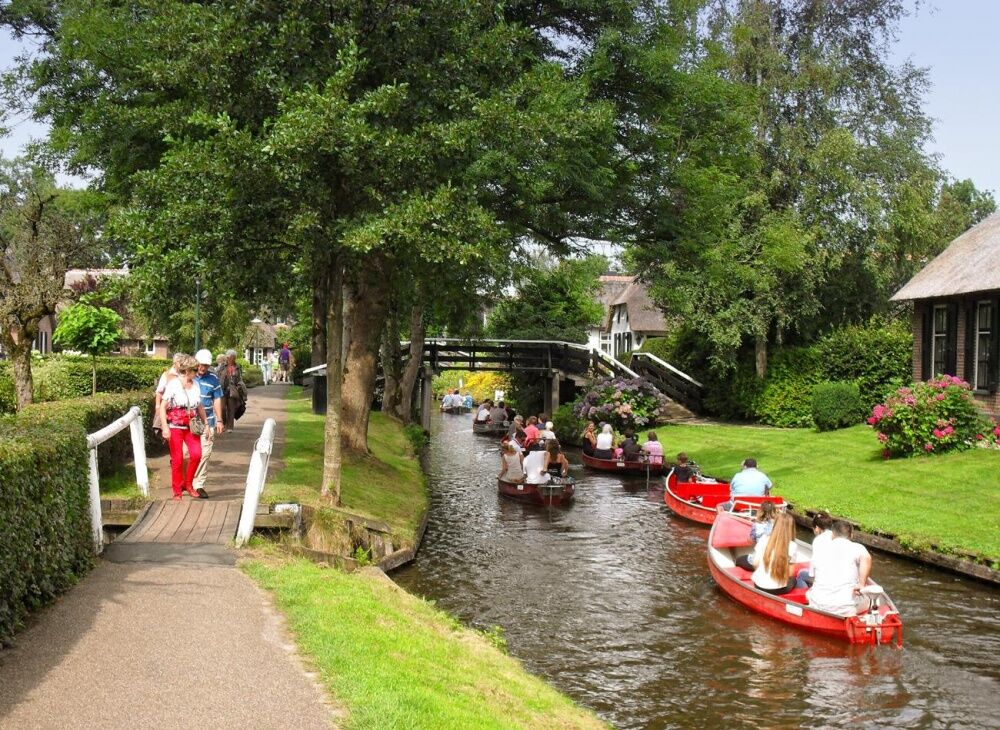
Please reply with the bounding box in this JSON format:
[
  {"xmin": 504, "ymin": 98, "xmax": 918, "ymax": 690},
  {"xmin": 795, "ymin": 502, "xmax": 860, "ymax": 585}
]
[
  {"xmin": 641, "ymin": 431, "xmax": 664, "ymax": 465},
  {"xmin": 523, "ymin": 416, "xmax": 540, "ymax": 447}
]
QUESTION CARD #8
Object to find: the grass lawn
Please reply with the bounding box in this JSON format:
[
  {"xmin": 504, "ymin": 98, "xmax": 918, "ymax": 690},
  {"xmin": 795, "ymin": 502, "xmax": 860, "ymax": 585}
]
[
  {"xmin": 267, "ymin": 386, "xmax": 427, "ymax": 550},
  {"xmin": 242, "ymin": 556, "xmax": 606, "ymax": 730},
  {"xmin": 98, "ymin": 466, "xmax": 145, "ymax": 502},
  {"xmin": 662, "ymin": 422, "xmax": 1000, "ymax": 563}
]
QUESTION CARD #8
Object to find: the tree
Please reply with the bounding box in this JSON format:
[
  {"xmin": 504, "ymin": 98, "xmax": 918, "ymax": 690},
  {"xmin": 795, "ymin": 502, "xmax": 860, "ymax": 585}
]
[
  {"xmin": 0, "ymin": 159, "xmax": 93, "ymax": 409},
  {"xmin": 52, "ymin": 300, "xmax": 123, "ymax": 394}
]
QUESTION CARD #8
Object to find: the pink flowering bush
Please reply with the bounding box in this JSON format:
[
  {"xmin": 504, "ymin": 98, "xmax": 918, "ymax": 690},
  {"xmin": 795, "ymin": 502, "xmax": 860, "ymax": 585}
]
[{"xmin": 867, "ymin": 375, "xmax": 994, "ymax": 457}]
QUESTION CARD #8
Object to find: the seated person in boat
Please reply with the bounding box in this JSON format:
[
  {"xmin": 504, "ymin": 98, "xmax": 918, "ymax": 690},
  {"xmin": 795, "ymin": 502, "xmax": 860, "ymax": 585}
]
[
  {"xmin": 439, "ymin": 390, "xmax": 454, "ymax": 410},
  {"xmin": 718, "ymin": 457, "xmax": 772, "ymax": 511},
  {"xmin": 523, "ymin": 416, "xmax": 541, "ymax": 448},
  {"xmin": 463, "ymin": 391, "xmax": 474, "ymax": 409},
  {"xmin": 593, "ymin": 423, "xmax": 615, "ymax": 459},
  {"xmin": 498, "ymin": 440, "xmax": 525, "ymax": 483},
  {"xmin": 523, "ymin": 447, "xmax": 551, "ymax": 485},
  {"xmin": 476, "ymin": 401, "xmax": 492, "ymax": 422},
  {"xmin": 544, "ymin": 439, "xmax": 570, "ymax": 478},
  {"xmin": 735, "ymin": 500, "xmax": 777, "ymax": 570},
  {"xmin": 748, "ymin": 513, "xmax": 798, "ymax": 595},
  {"xmin": 508, "ymin": 415, "xmax": 525, "ymax": 442},
  {"xmin": 490, "ymin": 401, "xmax": 508, "ymax": 425},
  {"xmin": 806, "ymin": 520, "xmax": 873, "ymax": 616},
  {"xmin": 641, "ymin": 432, "xmax": 664, "ymax": 465},
  {"xmin": 538, "ymin": 420, "xmax": 557, "ymax": 442},
  {"xmin": 581, "ymin": 421, "xmax": 597, "ymax": 455},
  {"xmin": 797, "ymin": 511, "xmax": 833, "ymax": 588},
  {"xmin": 620, "ymin": 429, "xmax": 643, "ymax": 461},
  {"xmin": 673, "ymin": 452, "xmax": 696, "ymax": 483}
]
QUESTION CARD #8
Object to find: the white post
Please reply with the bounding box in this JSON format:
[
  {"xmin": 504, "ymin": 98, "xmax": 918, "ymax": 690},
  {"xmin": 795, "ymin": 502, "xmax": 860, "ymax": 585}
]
[
  {"xmin": 87, "ymin": 448, "xmax": 103, "ymax": 554},
  {"xmin": 235, "ymin": 418, "xmax": 276, "ymax": 547},
  {"xmin": 128, "ymin": 408, "xmax": 150, "ymax": 497}
]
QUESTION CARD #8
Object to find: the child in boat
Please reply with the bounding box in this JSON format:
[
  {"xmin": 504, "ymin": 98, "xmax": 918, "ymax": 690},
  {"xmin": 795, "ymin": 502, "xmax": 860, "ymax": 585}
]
[
  {"xmin": 641, "ymin": 432, "xmax": 664, "ymax": 465},
  {"xmin": 673, "ymin": 452, "xmax": 696, "ymax": 483},
  {"xmin": 498, "ymin": 441, "xmax": 525, "ymax": 483}
]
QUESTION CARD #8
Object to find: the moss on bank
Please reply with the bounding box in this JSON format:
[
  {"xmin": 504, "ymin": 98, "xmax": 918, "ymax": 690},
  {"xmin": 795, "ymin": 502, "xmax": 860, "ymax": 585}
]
[{"xmin": 242, "ymin": 557, "xmax": 605, "ymax": 730}]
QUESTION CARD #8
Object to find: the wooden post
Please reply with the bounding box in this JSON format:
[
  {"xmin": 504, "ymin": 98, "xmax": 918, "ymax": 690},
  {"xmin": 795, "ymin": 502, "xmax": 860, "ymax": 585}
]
[
  {"xmin": 550, "ymin": 371, "xmax": 561, "ymax": 413},
  {"xmin": 421, "ymin": 370, "xmax": 433, "ymax": 432}
]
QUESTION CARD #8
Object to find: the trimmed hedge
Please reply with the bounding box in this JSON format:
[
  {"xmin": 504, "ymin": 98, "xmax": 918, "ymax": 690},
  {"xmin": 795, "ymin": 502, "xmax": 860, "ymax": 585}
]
[{"xmin": 812, "ymin": 381, "xmax": 864, "ymax": 431}]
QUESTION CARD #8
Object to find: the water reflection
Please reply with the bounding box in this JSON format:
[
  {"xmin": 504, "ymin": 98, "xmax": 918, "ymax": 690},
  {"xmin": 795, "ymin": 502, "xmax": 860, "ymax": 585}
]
[{"xmin": 393, "ymin": 413, "xmax": 1000, "ymax": 729}]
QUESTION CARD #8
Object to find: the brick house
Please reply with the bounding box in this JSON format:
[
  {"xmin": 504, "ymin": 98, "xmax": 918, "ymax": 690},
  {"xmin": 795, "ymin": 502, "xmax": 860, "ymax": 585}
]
[{"xmin": 891, "ymin": 212, "xmax": 1000, "ymax": 415}]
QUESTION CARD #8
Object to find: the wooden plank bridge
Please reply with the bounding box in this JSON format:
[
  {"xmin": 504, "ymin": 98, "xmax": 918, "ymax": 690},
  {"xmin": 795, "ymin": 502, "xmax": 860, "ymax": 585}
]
[{"xmin": 116, "ymin": 499, "xmax": 243, "ymax": 546}]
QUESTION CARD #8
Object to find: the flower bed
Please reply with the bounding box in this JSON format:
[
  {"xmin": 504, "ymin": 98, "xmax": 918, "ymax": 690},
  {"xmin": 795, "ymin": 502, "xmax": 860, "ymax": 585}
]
[
  {"xmin": 572, "ymin": 376, "xmax": 672, "ymax": 432},
  {"xmin": 867, "ymin": 376, "xmax": 997, "ymax": 458}
]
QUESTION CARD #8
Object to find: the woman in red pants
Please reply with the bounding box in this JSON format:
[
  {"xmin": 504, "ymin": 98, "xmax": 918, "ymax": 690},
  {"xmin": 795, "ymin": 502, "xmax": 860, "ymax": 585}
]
[{"xmin": 158, "ymin": 354, "xmax": 209, "ymax": 500}]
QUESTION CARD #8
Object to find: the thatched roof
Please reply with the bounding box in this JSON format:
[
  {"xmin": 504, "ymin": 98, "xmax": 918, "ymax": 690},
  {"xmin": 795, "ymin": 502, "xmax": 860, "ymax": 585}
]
[
  {"xmin": 891, "ymin": 212, "xmax": 1000, "ymax": 301},
  {"xmin": 607, "ymin": 279, "xmax": 668, "ymax": 335},
  {"xmin": 597, "ymin": 274, "xmax": 631, "ymax": 311}
]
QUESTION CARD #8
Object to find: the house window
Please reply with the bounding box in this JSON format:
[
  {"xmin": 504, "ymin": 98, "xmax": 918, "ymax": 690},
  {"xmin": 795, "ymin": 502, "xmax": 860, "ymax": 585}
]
[
  {"xmin": 932, "ymin": 305, "xmax": 947, "ymax": 376},
  {"xmin": 33, "ymin": 331, "xmax": 49, "ymax": 354},
  {"xmin": 145, "ymin": 340, "xmax": 156, "ymax": 355},
  {"xmin": 975, "ymin": 301, "xmax": 992, "ymax": 391},
  {"xmin": 600, "ymin": 333, "xmax": 611, "ymax": 354}
]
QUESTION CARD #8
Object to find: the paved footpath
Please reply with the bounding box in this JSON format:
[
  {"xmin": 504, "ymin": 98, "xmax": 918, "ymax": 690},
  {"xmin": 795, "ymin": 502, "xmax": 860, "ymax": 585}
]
[{"xmin": 0, "ymin": 384, "xmax": 338, "ymax": 729}]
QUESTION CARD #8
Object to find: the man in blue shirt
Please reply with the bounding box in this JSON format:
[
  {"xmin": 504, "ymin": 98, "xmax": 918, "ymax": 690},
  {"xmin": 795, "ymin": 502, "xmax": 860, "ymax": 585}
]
[
  {"xmin": 718, "ymin": 458, "xmax": 772, "ymax": 512},
  {"xmin": 193, "ymin": 349, "xmax": 225, "ymax": 498}
]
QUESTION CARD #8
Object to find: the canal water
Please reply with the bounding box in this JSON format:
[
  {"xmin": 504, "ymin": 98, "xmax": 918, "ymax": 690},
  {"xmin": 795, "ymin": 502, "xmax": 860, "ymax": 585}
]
[{"xmin": 393, "ymin": 413, "xmax": 1000, "ymax": 729}]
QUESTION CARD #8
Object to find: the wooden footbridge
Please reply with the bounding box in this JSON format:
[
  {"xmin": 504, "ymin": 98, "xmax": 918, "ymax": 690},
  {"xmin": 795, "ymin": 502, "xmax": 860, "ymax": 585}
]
[{"xmin": 116, "ymin": 499, "xmax": 243, "ymax": 545}]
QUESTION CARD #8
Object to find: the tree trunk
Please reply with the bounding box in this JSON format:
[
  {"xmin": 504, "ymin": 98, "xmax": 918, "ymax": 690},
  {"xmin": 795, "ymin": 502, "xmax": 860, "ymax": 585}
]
[
  {"xmin": 340, "ymin": 257, "xmax": 392, "ymax": 453},
  {"xmin": 311, "ymin": 264, "xmax": 328, "ymax": 367},
  {"xmin": 380, "ymin": 309, "xmax": 404, "ymax": 420},
  {"xmin": 755, "ymin": 336, "xmax": 768, "ymax": 379},
  {"xmin": 10, "ymin": 340, "xmax": 34, "ymax": 410},
  {"xmin": 397, "ymin": 305, "xmax": 426, "ymax": 423},
  {"xmin": 321, "ymin": 254, "xmax": 345, "ymax": 504}
]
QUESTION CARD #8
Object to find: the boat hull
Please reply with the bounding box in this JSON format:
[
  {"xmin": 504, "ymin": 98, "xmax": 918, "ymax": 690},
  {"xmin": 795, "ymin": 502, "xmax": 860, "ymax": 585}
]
[
  {"xmin": 663, "ymin": 473, "xmax": 784, "ymax": 525},
  {"xmin": 473, "ymin": 421, "xmax": 508, "ymax": 435},
  {"xmin": 707, "ymin": 513, "xmax": 902, "ymax": 646},
  {"xmin": 497, "ymin": 478, "xmax": 575, "ymax": 506},
  {"xmin": 581, "ymin": 452, "xmax": 664, "ymax": 476}
]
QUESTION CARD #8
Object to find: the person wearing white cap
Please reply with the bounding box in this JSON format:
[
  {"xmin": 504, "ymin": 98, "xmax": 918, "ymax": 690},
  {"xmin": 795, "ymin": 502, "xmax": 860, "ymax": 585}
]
[{"xmin": 193, "ymin": 349, "xmax": 225, "ymax": 498}]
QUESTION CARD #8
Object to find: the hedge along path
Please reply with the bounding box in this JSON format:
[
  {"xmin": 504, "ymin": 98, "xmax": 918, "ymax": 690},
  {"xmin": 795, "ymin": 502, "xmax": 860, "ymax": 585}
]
[{"xmin": 128, "ymin": 383, "xmax": 290, "ymax": 545}]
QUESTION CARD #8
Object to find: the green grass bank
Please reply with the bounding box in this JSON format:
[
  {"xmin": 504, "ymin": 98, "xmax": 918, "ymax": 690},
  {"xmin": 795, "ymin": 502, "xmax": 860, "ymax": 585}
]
[{"xmin": 662, "ymin": 422, "xmax": 1000, "ymax": 562}]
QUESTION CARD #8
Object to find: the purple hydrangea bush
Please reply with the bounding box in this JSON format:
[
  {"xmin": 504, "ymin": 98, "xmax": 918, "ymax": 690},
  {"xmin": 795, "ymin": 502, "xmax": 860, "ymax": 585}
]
[{"xmin": 572, "ymin": 376, "xmax": 671, "ymax": 432}]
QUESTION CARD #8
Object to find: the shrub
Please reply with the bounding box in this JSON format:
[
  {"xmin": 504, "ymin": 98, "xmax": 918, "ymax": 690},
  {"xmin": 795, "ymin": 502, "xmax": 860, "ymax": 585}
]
[
  {"xmin": 816, "ymin": 320, "xmax": 912, "ymax": 410},
  {"xmin": 868, "ymin": 375, "xmax": 994, "ymax": 457},
  {"xmin": 752, "ymin": 347, "xmax": 823, "ymax": 428},
  {"xmin": 432, "ymin": 370, "xmax": 512, "ymax": 403},
  {"xmin": 0, "ymin": 415, "xmax": 93, "ymax": 645},
  {"xmin": 572, "ymin": 376, "xmax": 672, "ymax": 432},
  {"xmin": 812, "ymin": 381, "xmax": 864, "ymax": 431},
  {"xmin": 0, "ymin": 355, "xmax": 169, "ymax": 409},
  {"xmin": 552, "ymin": 403, "xmax": 586, "ymax": 445}
]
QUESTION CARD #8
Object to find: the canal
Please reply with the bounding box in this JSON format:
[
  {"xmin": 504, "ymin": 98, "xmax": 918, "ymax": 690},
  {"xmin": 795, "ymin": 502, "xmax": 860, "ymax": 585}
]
[{"xmin": 393, "ymin": 412, "xmax": 1000, "ymax": 729}]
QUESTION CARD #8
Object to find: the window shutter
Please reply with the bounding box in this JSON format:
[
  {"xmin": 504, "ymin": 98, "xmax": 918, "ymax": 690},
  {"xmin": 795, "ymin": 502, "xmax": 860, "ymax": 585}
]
[
  {"xmin": 990, "ymin": 297, "xmax": 1000, "ymax": 394},
  {"xmin": 965, "ymin": 302, "xmax": 976, "ymax": 383},
  {"xmin": 945, "ymin": 302, "xmax": 959, "ymax": 375},
  {"xmin": 920, "ymin": 304, "xmax": 933, "ymax": 379}
]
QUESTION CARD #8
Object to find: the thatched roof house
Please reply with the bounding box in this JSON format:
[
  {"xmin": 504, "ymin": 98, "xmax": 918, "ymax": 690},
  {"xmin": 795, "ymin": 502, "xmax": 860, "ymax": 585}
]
[
  {"xmin": 891, "ymin": 213, "xmax": 1000, "ymax": 414},
  {"xmin": 606, "ymin": 278, "xmax": 669, "ymax": 358}
]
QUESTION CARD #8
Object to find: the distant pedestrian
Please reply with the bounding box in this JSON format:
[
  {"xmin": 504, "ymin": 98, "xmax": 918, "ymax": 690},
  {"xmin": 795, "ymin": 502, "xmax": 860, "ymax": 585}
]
[
  {"xmin": 215, "ymin": 352, "xmax": 227, "ymax": 377},
  {"xmin": 219, "ymin": 349, "xmax": 247, "ymax": 431},
  {"xmin": 192, "ymin": 349, "xmax": 225, "ymax": 499},
  {"xmin": 278, "ymin": 342, "xmax": 291, "ymax": 383},
  {"xmin": 158, "ymin": 354, "xmax": 207, "ymax": 500},
  {"xmin": 260, "ymin": 352, "xmax": 272, "ymax": 386}
]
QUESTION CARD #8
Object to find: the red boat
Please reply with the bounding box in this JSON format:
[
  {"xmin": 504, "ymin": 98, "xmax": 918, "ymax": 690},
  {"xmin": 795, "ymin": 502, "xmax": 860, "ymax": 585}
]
[
  {"xmin": 707, "ymin": 512, "xmax": 902, "ymax": 646},
  {"xmin": 497, "ymin": 478, "xmax": 575, "ymax": 506},
  {"xmin": 663, "ymin": 469, "xmax": 786, "ymax": 525},
  {"xmin": 581, "ymin": 452, "xmax": 665, "ymax": 476}
]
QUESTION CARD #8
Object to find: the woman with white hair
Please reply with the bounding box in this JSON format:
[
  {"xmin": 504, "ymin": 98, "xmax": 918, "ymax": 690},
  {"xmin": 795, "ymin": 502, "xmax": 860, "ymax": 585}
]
[
  {"xmin": 218, "ymin": 349, "xmax": 247, "ymax": 432},
  {"xmin": 594, "ymin": 423, "xmax": 615, "ymax": 460},
  {"xmin": 152, "ymin": 352, "xmax": 186, "ymax": 436}
]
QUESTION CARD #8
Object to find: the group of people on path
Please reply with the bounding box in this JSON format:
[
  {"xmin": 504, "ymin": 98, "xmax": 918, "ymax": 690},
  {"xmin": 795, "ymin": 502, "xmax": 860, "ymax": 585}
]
[
  {"xmin": 259, "ymin": 342, "xmax": 293, "ymax": 386},
  {"xmin": 154, "ymin": 349, "xmax": 248, "ymax": 500}
]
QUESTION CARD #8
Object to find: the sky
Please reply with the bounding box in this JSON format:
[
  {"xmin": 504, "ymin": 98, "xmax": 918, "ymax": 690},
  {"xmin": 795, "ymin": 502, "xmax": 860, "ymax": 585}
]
[{"xmin": 0, "ymin": 2, "xmax": 998, "ymax": 194}]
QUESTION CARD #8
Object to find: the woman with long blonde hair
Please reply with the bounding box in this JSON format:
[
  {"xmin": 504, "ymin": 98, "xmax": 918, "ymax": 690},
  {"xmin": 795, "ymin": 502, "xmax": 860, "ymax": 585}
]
[{"xmin": 750, "ymin": 513, "xmax": 798, "ymax": 594}]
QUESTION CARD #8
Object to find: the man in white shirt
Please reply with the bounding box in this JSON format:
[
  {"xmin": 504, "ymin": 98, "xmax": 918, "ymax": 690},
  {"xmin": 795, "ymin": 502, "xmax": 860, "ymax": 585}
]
[
  {"xmin": 797, "ymin": 511, "xmax": 834, "ymax": 587},
  {"xmin": 806, "ymin": 520, "xmax": 872, "ymax": 616}
]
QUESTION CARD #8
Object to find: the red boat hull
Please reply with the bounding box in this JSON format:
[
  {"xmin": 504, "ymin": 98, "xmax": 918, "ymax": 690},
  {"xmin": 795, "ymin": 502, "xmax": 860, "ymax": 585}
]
[
  {"xmin": 497, "ymin": 478, "xmax": 575, "ymax": 506},
  {"xmin": 663, "ymin": 471, "xmax": 784, "ymax": 525},
  {"xmin": 707, "ymin": 513, "xmax": 902, "ymax": 646},
  {"xmin": 581, "ymin": 452, "xmax": 665, "ymax": 476}
]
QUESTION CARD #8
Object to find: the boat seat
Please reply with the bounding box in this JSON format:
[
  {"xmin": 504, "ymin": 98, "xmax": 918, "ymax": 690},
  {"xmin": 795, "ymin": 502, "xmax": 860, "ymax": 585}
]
[
  {"xmin": 724, "ymin": 564, "xmax": 811, "ymax": 605},
  {"xmin": 712, "ymin": 517, "xmax": 754, "ymax": 548}
]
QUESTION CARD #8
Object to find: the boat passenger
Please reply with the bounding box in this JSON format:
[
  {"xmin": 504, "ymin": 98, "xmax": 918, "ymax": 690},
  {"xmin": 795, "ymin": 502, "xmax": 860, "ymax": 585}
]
[
  {"xmin": 523, "ymin": 416, "xmax": 541, "ymax": 448},
  {"xmin": 806, "ymin": 520, "xmax": 873, "ymax": 616},
  {"xmin": 673, "ymin": 452, "xmax": 696, "ymax": 483},
  {"xmin": 440, "ymin": 390, "xmax": 454, "ymax": 410},
  {"xmin": 735, "ymin": 500, "xmax": 777, "ymax": 571},
  {"xmin": 498, "ymin": 441, "xmax": 525, "ymax": 483},
  {"xmin": 476, "ymin": 401, "xmax": 491, "ymax": 422},
  {"xmin": 718, "ymin": 458, "xmax": 772, "ymax": 511},
  {"xmin": 463, "ymin": 392, "xmax": 474, "ymax": 409},
  {"xmin": 523, "ymin": 447, "xmax": 551, "ymax": 485},
  {"xmin": 580, "ymin": 421, "xmax": 597, "ymax": 455},
  {"xmin": 544, "ymin": 439, "xmax": 570, "ymax": 478},
  {"xmin": 620, "ymin": 429, "xmax": 642, "ymax": 461},
  {"xmin": 490, "ymin": 401, "xmax": 508, "ymax": 425},
  {"xmin": 641, "ymin": 432, "xmax": 664, "ymax": 465},
  {"xmin": 593, "ymin": 424, "xmax": 615, "ymax": 459},
  {"xmin": 508, "ymin": 415, "xmax": 525, "ymax": 439},
  {"xmin": 538, "ymin": 420, "xmax": 556, "ymax": 442},
  {"xmin": 748, "ymin": 513, "xmax": 798, "ymax": 595},
  {"xmin": 504, "ymin": 402, "xmax": 515, "ymax": 422},
  {"xmin": 797, "ymin": 511, "xmax": 834, "ymax": 587}
]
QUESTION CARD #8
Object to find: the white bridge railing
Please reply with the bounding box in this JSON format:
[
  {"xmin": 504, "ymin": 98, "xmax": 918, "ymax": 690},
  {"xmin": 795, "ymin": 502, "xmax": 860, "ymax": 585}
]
[
  {"xmin": 235, "ymin": 418, "xmax": 276, "ymax": 547},
  {"xmin": 85, "ymin": 406, "xmax": 149, "ymax": 554}
]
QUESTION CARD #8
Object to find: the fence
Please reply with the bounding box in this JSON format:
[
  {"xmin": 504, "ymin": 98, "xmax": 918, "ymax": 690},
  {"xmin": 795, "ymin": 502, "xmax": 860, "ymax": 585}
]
[{"xmin": 235, "ymin": 417, "xmax": 276, "ymax": 547}]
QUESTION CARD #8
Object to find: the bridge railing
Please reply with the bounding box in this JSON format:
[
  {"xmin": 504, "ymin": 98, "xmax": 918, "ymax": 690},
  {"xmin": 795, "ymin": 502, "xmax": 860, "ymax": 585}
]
[
  {"xmin": 85, "ymin": 406, "xmax": 150, "ymax": 554},
  {"xmin": 235, "ymin": 417, "xmax": 276, "ymax": 547},
  {"xmin": 629, "ymin": 352, "xmax": 703, "ymax": 412}
]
